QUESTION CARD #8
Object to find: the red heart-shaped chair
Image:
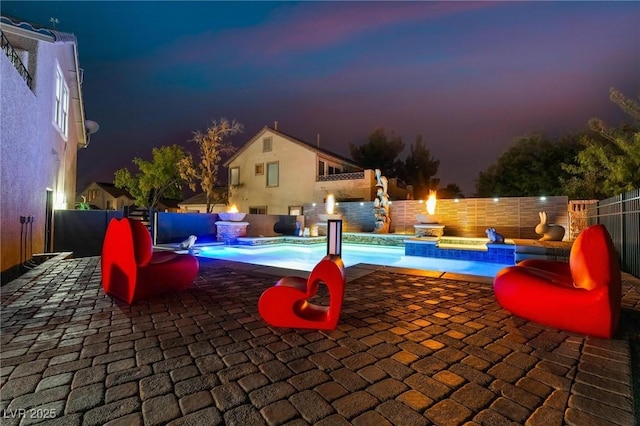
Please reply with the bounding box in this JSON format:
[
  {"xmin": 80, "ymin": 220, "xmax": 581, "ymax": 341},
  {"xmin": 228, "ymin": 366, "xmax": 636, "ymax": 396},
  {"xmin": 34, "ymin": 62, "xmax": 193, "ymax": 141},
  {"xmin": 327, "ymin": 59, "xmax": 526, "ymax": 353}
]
[
  {"xmin": 258, "ymin": 255, "xmax": 346, "ymax": 330},
  {"xmin": 493, "ymin": 224, "xmax": 621, "ymax": 338},
  {"xmin": 101, "ymin": 218, "xmax": 199, "ymax": 304}
]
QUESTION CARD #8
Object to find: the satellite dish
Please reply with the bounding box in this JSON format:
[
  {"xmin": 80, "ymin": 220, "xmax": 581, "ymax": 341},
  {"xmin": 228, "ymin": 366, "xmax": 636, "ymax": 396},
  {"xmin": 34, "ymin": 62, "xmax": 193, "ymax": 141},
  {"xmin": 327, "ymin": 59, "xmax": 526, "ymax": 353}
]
[{"xmin": 85, "ymin": 119, "xmax": 100, "ymax": 135}]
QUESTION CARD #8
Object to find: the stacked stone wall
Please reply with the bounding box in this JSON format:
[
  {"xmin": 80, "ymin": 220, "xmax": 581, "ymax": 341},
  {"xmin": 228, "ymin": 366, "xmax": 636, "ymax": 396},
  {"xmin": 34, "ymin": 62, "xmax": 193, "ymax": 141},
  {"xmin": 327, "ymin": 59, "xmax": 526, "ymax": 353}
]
[{"xmin": 568, "ymin": 200, "xmax": 598, "ymax": 240}]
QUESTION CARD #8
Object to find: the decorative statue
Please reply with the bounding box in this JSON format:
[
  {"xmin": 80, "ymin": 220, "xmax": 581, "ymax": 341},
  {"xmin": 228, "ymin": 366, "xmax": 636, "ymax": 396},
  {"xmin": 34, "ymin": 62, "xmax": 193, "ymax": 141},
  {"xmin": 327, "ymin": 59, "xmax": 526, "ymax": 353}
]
[
  {"xmin": 535, "ymin": 211, "xmax": 566, "ymax": 241},
  {"xmin": 179, "ymin": 235, "xmax": 198, "ymax": 250},
  {"xmin": 373, "ymin": 169, "xmax": 390, "ymax": 233},
  {"xmin": 485, "ymin": 227, "xmax": 505, "ymax": 244}
]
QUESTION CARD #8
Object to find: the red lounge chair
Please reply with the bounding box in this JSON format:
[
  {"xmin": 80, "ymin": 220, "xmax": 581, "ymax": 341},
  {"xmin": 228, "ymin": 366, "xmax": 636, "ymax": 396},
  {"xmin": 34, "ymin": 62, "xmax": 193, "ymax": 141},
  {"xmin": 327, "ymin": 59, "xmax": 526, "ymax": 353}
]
[
  {"xmin": 101, "ymin": 218, "xmax": 199, "ymax": 304},
  {"xmin": 258, "ymin": 255, "xmax": 346, "ymax": 330},
  {"xmin": 493, "ymin": 224, "xmax": 621, "ymax": 338}
]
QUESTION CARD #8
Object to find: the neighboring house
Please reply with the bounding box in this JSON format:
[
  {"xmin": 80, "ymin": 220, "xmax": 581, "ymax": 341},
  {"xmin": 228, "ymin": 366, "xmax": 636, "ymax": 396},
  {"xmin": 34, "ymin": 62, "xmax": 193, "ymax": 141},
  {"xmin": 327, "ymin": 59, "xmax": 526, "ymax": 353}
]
[
  {"xmin": 224, "ymin": 125, "xmax": 410, "ymax": 215},
  {"xmin": 157, "ymin": 198, "xmax": 181, "ymax": 213},
  {"xmin": 178, "ymin": 189, "xmax": 228, "ymax": 213},
  {"xmin": 0, "ymin": 16, "xmax": 98, "ymax": 273},
  {"xmin": 76, "ymin": 182, "xmax": 136, "ymax": 210},
  {"xmin": 77, "ymin": 182, "xmax": 182, "ymax": 212}
]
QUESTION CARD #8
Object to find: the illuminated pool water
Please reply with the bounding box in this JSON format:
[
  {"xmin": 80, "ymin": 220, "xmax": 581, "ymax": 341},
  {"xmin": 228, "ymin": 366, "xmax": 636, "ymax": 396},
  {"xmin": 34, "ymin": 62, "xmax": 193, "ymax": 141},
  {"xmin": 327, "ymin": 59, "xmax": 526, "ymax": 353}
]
[{"xmin": 198, "ymin": 243, "xmax": 509, "ymax": 277}]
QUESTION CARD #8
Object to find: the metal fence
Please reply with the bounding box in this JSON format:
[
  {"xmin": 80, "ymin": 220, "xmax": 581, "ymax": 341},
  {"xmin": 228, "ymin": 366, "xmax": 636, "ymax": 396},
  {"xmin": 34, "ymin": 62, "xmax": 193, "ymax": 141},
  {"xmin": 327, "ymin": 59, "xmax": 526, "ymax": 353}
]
[
  {"xmin": 587, "ymin": 188, "xmax": 640, "ymax": 278},
  {"xmin": 1, "ymin": 30, "xmax": 32, "ymax": 89}
]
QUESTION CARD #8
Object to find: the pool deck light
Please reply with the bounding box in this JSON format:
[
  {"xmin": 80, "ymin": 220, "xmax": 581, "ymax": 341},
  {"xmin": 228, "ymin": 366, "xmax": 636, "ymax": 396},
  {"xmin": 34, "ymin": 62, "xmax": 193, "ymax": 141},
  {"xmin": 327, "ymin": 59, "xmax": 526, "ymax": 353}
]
[{"xmin": 327, "ymin": 219, "xmax": 342, "ymax": 257}]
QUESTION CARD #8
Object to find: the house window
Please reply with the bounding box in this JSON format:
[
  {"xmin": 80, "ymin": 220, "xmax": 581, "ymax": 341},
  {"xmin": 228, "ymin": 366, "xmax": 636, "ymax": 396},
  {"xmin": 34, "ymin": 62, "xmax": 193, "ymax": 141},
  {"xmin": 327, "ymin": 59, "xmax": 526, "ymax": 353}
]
[
  {"xmin": 250, "ymin": 206, "xmax": 267, "ymax": 214},
  {"xmin": 54, "ymin": 65, "xmax": 69, "ymax": 137},
  {"xmin": 88, "ymin": 189, "xmax": 99, "ymax": 201},
  {"xmin": 230, "ymin": 167, "xmax": 240, "ymax": 185},
  {"xmin": 263, "ymin": 137, "xmax": 272, "ymax": 152},
  {"xmin": 289, "ymin": 206, "xmax": 303, "ymax": 216},
  {"xmin": 318, "ymin": 160, "xmax": 326, "ymax": 176},
  {"xmin": 266, "ymin": 162, "xmax": 279, "ymax": 187},
  {"xmin": 106, "ymin": 200, "xmax": 112, "ymax": 210},
  {"xmin": 255, "ymin": 163, "xmax": 264, "ymax": 175}
]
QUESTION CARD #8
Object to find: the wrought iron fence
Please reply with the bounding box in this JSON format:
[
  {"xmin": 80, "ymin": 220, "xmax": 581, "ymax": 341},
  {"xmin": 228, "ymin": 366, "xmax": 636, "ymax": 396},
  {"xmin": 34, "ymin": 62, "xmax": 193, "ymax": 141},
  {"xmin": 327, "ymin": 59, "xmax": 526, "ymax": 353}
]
[
  {"xmin": 587, "ymin": 188, "xmax": 640, "ymax": 278},
  {"xmin": 1, "ymin": 30, "xmax": 32, "ymax": 89},
  {"xmin": 317, "ymin": 172, "xmax": 365, "ymax": 182}
]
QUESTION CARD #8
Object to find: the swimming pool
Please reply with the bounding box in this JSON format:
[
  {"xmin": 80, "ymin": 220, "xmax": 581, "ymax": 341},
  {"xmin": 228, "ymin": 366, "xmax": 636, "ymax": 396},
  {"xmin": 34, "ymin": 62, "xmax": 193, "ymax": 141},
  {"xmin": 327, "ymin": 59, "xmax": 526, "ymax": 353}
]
[{"xmin": 198, "ymin": 243, "xmax": 509, "ymax": 277}]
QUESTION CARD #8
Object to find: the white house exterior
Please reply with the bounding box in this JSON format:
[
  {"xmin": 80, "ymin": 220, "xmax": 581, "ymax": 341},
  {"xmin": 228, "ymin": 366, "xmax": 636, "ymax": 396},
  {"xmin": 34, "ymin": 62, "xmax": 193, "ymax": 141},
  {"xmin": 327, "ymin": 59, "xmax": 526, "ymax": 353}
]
[
  {"xmin": 224, "ymin": 126, "xmax": 410, "ymax": 215},
  {"xmin": 178, "ymin": 190, "xmax": 228, "ymax": 213},
  {"xmin": 0, "ymin": 17, "xmax": 96, "ymax": 273}
]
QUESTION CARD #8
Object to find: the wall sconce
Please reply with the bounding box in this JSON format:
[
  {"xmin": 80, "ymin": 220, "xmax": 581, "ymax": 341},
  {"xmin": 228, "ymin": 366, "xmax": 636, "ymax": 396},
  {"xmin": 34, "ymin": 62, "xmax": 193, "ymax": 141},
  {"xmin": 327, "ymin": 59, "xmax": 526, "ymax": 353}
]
[
  {"xmin": 54, "ymin": 192, "xmax": 66, "ymax": 210},
  {"xmin": 327, "ymin": 219, "xmax": 342, "ymax": 257}
]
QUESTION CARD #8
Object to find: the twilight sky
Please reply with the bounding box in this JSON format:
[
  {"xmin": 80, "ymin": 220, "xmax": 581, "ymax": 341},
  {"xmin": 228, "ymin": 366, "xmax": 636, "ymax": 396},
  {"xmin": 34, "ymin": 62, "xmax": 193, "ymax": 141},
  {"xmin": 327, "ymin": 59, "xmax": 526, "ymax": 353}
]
[{"xmin": 3, "ymin": 1, "xmax": 639, "ymax": 195}]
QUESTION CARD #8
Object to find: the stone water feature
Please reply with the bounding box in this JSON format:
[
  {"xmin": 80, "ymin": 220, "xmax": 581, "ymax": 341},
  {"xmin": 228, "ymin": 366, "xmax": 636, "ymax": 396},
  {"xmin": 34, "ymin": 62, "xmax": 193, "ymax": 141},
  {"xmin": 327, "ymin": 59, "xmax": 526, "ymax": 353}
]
[
  {"xmin": 215, "ymin": 206, "xmax": 249, "ymax": 243},
  {"xmin": 414, "ymin": 190, "xmax": 445, "ymax": 238}
]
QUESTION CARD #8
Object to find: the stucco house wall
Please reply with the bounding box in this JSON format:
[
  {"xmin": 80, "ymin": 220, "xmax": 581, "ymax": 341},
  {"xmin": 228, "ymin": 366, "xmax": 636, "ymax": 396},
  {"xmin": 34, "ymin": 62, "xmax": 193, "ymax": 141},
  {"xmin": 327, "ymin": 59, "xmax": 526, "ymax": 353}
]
[
  {"xmin": 1, "ymin": 20, "xmax": 90, "ymax": 273},
  {"xmin": 227, "ymin": 130, "xmax": 317, "ymax": 215},
  {"xmin": 312, "ymin": 170, "xmax": 375, "ymax": 203},
  {"xmin": 227, "ymin": 127, "xmax": 357, "ymax": 215}
]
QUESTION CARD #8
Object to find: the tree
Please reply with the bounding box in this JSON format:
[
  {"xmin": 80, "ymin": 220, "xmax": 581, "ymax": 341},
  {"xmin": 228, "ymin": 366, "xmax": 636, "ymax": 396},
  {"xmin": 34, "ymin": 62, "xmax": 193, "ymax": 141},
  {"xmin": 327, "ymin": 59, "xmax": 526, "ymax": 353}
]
[
  {"xmin": 114, "ymin": 145, "xmax": 187, "ymax": 210},
  {"xmin": 561, "ymin": 88, "xmax": 640, "ymax": 199},
  {"xmin": 400, "ymin": 134, "xmax": 440, "ymax": 199},
  {"xmin": 437, "ymin": 183, "xmax": 464, "ymax": 199},
  {"xmin": 475, "ymin": 133, "xmax": 582, "ymax": 197},
  {"xmin": 349, "ymin": 128, "xmax": 405, "ymax": 177},
  {"xmin": 179, "ymin": 118, "xmax": 243, "ymax": 213}
]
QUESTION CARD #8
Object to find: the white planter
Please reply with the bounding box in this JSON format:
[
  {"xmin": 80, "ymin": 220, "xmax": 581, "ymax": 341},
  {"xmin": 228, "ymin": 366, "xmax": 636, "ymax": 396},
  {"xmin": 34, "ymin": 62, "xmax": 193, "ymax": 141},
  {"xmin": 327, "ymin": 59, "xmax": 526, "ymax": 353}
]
[{"xmin": 218, "ymin": 212, "xmax": 246, "ymax": 221}]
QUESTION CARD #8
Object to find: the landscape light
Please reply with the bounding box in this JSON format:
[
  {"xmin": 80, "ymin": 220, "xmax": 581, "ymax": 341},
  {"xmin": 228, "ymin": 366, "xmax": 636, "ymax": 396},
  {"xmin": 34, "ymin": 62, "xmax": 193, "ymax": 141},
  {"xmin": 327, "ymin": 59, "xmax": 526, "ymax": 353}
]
[
  {"xmin": 540, "ymin": 196, "xmax": 547, "ymax": 201},
  {"xmin": 327, "ymin": 219, "xmax": 342, "ymax": 257},
  {"xmin": 493, "ymin": 198, "xmax": 499, "ymax": 202}
]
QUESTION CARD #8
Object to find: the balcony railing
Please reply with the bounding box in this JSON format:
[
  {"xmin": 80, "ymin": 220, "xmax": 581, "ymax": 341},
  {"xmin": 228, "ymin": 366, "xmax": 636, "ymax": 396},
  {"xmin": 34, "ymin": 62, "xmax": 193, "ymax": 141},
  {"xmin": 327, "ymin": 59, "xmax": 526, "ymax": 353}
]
[
  {"xmin": 1, "ymin": 30, "xmax": 32, "ymax": 89},
  {"xmin": 317, "ymin": 171, "xmax": 365, "ymax": 182}
]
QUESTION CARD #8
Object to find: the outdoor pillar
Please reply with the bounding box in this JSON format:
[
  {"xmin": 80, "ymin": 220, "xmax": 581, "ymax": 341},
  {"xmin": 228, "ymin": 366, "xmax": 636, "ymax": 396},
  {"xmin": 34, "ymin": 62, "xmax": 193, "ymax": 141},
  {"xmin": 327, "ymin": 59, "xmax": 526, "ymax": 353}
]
[{"xmin": 327, "ymin": 219, "xmax": 342, "ymax": 257}]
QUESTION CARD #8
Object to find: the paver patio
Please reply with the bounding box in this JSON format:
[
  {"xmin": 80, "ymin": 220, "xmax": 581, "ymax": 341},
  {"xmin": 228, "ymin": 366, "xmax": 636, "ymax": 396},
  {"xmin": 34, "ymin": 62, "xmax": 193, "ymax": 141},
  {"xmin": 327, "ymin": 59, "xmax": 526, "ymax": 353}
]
[{"xmin": 1, "ymin": 256, "xmax": 638, "ymax": 425}]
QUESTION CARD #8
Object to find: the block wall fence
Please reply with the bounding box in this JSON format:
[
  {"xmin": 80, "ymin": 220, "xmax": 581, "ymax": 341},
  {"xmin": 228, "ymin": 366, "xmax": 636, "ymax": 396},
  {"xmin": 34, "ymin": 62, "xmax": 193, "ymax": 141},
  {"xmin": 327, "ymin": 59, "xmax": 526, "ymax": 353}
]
[{"xmin": 304, "ymin": 196, "xmax": 570, "ymax": 240}]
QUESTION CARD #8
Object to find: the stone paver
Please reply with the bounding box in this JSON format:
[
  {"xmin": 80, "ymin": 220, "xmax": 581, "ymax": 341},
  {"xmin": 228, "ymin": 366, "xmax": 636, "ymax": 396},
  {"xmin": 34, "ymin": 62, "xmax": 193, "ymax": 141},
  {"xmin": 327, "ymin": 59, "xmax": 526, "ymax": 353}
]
[{"xmin": 0, "ymin": 256, "xmax": 637, "ymax": 425}]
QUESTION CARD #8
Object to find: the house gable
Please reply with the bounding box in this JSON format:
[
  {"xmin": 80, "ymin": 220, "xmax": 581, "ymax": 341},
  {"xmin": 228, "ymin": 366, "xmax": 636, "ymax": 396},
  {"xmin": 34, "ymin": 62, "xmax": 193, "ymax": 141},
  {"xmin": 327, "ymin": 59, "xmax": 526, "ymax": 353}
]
[{"xmin": 225, "ymin": 126, "xmax": 362, "ymax": 171}]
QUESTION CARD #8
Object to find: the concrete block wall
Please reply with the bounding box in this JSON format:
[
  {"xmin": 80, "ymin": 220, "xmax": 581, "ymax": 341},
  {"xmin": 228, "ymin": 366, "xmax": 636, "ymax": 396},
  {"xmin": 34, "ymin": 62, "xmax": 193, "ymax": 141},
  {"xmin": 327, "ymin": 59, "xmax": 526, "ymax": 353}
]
[{"xmin": 304, "ymin": 196, "xmax": 569, "ymax": 240}]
